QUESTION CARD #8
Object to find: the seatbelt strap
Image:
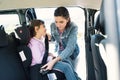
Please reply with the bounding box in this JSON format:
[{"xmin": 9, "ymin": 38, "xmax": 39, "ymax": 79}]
[{"xmin": 41, "ymin": 34, "xmax": 49, "ymax": 65}]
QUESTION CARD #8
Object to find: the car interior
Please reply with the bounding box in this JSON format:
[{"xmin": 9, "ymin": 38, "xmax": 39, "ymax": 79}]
[{"xmin": 0, "ymin": 0, "xmax": 120, "ymax": 80}]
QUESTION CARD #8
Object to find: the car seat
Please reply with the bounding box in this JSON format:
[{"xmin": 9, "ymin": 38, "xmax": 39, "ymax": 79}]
[
  {"xmin": 0, "ymin": 25, "xmax": 27, "ymax": 80},
  {"xmin": 15, "ymin": 25, "xmax": 66, "ymax": 80},
  {"xmin": 90, "ymin": 9, "xmax": 107, "ymax": 80},
  {"xmin": 14, "ymin": 25, "xmax": 32, "ymax": 80}
]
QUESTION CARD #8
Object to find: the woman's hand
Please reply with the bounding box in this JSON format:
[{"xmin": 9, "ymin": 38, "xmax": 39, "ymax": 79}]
[
  {"xmin": 46, "ymin": 33, "xmax": 51, "ymax": 41},
  {"xmin": 41, "ymin": 56, "xmax": 61, "ymax": 70},
  {"xmin": 41, "ymin": 59, "xmax": 55, "ymax": 70}
]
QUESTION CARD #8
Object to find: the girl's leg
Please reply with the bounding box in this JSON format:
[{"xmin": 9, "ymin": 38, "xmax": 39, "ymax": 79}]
[
  {"xmin": 30, "ymin": 65, "xmax": 40, "ymax": 80},
  {"xmin": 30, "ymin": 64, "xmax": 49, "ymax": 80}
]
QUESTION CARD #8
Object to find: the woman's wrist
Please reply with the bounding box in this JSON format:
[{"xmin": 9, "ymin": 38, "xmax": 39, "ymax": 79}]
[
  {"xmin": 51, "ymin": 56, "xmax": 61, "ymax": 66},
  {"xmin": 52, "ymin": 57, "xmax": 56, "ymax": 59},
  {"xmin": 54, "ymin": 56, "xmax": 61, "ymax": 62}
]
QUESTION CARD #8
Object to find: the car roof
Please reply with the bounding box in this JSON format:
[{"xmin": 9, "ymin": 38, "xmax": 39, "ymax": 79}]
[{"xmin": 0, "ymin": 0, "xmax": 102, "ymax": 10}]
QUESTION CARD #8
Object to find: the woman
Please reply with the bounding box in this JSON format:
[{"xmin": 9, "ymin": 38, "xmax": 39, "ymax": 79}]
[
  {"xmin": 28, "ymin": 19, "xmax": 79, "ymax": 80},
  {"xmin": 43, "ymin": 6, "xmax": 81, "ymax": 80}
]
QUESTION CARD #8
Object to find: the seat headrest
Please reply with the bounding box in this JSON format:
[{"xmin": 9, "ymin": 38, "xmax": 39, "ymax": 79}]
[
  {"xmin": 94, "ymin": 13, "xmax": 100, "ymax": 31},
  {"xmin": 0, "ymin": 25, "xmax": 8, "ymax": 47},
  {"xmin": 15, "ymin": 25, "xmax": 30, "ymax": 45},
  {"xmin": 94, "ymin": 10, "xmax": 105, "ymax": 35}
]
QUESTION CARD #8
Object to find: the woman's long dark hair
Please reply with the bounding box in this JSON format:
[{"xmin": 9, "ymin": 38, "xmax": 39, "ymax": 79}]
[{"xmin": 54, "ymin": 6, "xmax": 71, "ymax": 28}]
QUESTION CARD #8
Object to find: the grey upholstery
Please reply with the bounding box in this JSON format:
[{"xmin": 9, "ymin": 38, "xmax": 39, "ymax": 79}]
[{"xmin": 90, "ymin": 3, "xmax": 107, "ymax": 79}]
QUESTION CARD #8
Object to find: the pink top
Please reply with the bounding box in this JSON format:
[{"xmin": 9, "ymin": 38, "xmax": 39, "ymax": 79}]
[{"xmin": 28, "ymin": 37, "xmax": 52, "ymax": 66}]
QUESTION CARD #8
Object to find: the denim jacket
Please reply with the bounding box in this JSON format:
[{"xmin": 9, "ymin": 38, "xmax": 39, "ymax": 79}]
[{"xmin": 50, "ymin": 22, "xmax": 80, "ymax": 60}]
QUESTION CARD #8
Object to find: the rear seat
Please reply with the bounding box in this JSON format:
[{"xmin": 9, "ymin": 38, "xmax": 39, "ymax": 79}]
[{"xmin": 0, "ymin": 25, "xmax": 27, "ymax": 80}]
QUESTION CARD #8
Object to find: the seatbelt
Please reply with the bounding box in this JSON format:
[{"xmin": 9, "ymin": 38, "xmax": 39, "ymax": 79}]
[{"xmin": 41, "ymin": 34, "xmax": 49, "ymax": 65}]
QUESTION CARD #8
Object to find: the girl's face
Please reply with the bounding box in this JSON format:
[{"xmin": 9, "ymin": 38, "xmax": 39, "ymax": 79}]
[
  {"xmin": 55, "ymin": 16, "xmax": 69, "ymax": 32},
  {"xmin": 35, "ymin": 24, "xmax": 46, "ymax": 38}
]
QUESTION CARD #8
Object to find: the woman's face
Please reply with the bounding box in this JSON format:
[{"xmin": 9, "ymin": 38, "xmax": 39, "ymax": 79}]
[
  {"xmin": 55, "ymin": 16, "xmax": 69, "ymax": 32},
  {"xmin": 35, "ymin": 24, "xmax": 46, "ymax": 38}
]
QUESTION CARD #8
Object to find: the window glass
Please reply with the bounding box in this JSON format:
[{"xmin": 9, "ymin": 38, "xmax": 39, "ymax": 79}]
[
  {"xmin": 94, "ymin": 11, "xmax": 100, "ymax": 22},
  {"xmin": 0, "ymin": 14, "xmax": 20, "ymax": 34}
]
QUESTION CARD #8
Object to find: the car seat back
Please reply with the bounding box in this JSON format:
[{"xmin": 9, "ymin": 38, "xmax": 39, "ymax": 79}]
[
  {"xmin": 90, "ymin": 6, "xmax": 107, "ymax": 80},
  {"xmin": 15, "ymin": 25, "xmax": 32, "ymax": 80},
  {"xmin": 0, "ymin": 25, "xmax": 27, "ymax": 80}
]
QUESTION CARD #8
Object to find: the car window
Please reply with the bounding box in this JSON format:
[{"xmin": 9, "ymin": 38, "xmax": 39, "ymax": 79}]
[{"xmin": 0, "ymin": 14, "xmax": 20, "ymax": 34}]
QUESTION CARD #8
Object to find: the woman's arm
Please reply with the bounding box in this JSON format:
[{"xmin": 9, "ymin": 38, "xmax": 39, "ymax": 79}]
[
  {"xmin": 59, "ymin": 24, "xmax": 78, "ymax": 60},
  {"xmin": 46, "ymin": 33, "xmax": 51, "ymax": 41}
]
